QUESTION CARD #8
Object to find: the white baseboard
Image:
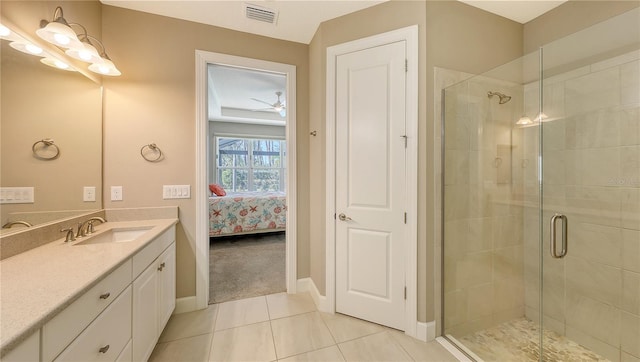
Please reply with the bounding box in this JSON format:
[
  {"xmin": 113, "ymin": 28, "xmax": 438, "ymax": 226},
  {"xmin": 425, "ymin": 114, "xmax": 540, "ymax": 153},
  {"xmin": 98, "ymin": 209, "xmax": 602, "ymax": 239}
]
[
  {"xmin": 297, "ymin": 277, "xmax": 330, "ymax": 313},
  {"xmin": 416, "ymin": 321, "xmax": 436, "ymax": 342},
  {"xmin": 173, "ymin": 296, "xmax": 198, "ymax": 314}
]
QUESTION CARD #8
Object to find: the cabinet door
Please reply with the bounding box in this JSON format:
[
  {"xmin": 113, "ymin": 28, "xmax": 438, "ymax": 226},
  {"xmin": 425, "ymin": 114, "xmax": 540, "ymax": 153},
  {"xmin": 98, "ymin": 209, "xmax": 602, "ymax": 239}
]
[
  {"xmin": 3, "ymin": 331, "xmax": 39, "ymax": 362},
  {"xmin": 132, "ymin": 262, "xmax": 159, "ymax": 362},
  {"xmin": 158, "ymin": 243, "xmax": 176, "ymax": 334}
]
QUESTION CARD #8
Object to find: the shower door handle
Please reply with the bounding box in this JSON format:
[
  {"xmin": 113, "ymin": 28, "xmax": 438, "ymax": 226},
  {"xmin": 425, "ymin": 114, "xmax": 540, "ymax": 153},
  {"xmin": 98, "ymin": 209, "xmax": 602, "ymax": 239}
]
[{"xmin": 550, "ymin": 213, "xmax": 568, "ymax": 258}]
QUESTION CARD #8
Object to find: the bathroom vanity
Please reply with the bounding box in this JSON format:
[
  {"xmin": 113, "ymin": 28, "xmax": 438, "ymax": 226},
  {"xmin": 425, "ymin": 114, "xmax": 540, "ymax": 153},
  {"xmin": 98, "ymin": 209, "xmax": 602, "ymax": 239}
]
[{"xmin": 0, "ymin": 218, "xmax": 178, "ymax": 362}]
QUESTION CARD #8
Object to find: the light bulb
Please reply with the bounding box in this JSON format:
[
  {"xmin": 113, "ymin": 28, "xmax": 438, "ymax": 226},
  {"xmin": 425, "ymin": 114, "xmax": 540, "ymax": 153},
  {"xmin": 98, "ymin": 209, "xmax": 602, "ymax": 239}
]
[
  {"xmin": 88, "ymin": 58, "xmax": 121, "ymax": 76},
  {"xmin": 10, "ymin": 41, "xmax": 44, "ymax": 56},
  {"xmin": 25, "ymin": 43, "xmax": 43, "ymax": 55},
  {"xmin": 53, "ymin": 33, "xmax": 70, "ymax": 46},
  {"xmin": 0, "ymin": 24, "xmax": 10, "ymax": 37},
  {"xmin": 54, "ymin": 59, "xmax": 69, "ymax": 69},
  {"xmin": 41, "ymin": 57, "xmax": 74, "ymax": 71},
  {"xmin": 78, "ymin": 49, "xmax": 93, "ymax": 61}
]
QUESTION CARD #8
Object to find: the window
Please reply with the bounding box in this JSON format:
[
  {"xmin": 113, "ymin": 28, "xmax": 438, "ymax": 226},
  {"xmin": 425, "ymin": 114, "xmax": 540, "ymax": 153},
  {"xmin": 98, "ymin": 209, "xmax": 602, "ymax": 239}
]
[{"xmin": 216, "ymin": 137, "xmax": 286, "ymax": 192}]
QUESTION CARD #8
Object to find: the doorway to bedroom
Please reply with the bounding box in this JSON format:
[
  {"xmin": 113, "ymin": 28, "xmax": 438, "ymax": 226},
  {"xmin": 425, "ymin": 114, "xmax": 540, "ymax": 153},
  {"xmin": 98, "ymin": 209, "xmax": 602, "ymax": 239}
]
[{"xmin": 199, "ymin": 53, "xmax": 297, "ymax": 305}]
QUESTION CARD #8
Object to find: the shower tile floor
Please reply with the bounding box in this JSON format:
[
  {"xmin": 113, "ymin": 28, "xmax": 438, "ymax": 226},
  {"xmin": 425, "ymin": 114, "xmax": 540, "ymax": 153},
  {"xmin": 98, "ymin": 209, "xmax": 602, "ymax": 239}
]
[{"xmin": 458, "ymin": 318, "xmax": 608, "ymax": 362}]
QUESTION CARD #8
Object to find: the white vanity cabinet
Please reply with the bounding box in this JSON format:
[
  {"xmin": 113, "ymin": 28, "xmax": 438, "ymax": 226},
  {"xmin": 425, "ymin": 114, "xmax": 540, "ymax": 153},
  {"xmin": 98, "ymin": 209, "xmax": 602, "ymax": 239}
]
[
  {"xmin": 132, "ymin": 231, "xmax": 176, "ymax": 362},
  {"xmin": 31, "ymin": 225, "xmax": 177, "ymax": 362},
  {"xmin": 2, "ymin": 331, "xmax": 39, "ymax": 362}
]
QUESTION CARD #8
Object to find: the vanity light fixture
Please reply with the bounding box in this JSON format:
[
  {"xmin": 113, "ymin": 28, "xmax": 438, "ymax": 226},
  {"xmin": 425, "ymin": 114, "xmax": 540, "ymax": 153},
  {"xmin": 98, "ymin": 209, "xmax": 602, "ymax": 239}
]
[
  {"xmin": 64, "ymin": 25, "xmax": 101, "ymax": 64},
  {"xmin": 40, "ymin": 57, "xmax": 72, "ymax": 71},
  {"xmin": 88, "ymin": 56, "xmax": 121, "ymax": 76},
  {"xmin": 80, "ymin": 35, "xmax": 121, "ymax": 76},
  {"xmin": 36, "ymin": 7, "xmax": 83, "ymax": 49},
  {"xmin": 36, "ymin": 6, "xmax": 121, "ymax": 76},
  {"xmin": 9, "ymin": 41, "xmax": 44, "ymax": 56}
]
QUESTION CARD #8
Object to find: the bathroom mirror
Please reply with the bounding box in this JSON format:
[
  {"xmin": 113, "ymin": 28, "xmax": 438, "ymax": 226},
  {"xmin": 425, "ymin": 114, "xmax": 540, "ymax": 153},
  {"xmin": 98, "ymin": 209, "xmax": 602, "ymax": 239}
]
[{"xmin": 0, "ymin": 26, "xmax": 103, "ymax": 234}]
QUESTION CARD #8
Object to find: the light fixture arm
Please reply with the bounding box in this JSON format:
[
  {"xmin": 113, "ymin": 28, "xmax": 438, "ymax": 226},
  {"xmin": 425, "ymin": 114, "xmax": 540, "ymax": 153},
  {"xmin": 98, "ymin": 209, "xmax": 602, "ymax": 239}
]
[
  {"xmin": 40, "ymin": 6, "xmax": 68, "ymax": 28},
  {"xmin": 84, "ymin": 34, "xmax": 111, "ymax": 60}
]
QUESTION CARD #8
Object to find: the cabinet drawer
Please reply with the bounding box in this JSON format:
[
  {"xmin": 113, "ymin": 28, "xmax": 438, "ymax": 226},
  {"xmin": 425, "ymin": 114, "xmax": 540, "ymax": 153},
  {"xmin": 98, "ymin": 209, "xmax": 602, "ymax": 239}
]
[
  {"xmin": 43, "ymin": 260, "xmax": 132, "ymax": 361},
  {"xmin": 132, "ymin": 226, "xmax": 174, "ymax": 278},
  {"xmin": 55, "ymin": 286, "xmax": 132, "ymax": 362}
]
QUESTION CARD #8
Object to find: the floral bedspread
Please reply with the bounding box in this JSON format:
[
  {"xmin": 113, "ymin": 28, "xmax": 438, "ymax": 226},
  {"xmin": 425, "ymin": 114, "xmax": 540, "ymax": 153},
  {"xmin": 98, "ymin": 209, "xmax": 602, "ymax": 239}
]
[{"xmin": 209, "ymin": 191, "xmax": 286, "ymax": 236}]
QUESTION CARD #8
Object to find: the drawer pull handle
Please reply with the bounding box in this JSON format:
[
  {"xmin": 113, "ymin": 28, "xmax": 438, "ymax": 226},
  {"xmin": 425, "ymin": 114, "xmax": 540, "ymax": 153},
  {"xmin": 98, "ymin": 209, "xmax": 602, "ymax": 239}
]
[
  {"xmin": 158, "ymin": 262, "xmax": 166, "ymax": 271},
  {"xmin": 99, "ymin": 292, "xmax": 111, "ymax": 300},
  {"xmin": 99, "ymin": 345, "xmax": 110, "ymax": 353}
]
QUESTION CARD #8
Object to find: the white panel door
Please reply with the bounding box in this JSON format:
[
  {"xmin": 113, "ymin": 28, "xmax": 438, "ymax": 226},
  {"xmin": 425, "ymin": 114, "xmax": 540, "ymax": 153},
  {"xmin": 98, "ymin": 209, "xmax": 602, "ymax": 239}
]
[{"xmin": 335, "ymin": 40, "xmax": 407, "ymax": 330}]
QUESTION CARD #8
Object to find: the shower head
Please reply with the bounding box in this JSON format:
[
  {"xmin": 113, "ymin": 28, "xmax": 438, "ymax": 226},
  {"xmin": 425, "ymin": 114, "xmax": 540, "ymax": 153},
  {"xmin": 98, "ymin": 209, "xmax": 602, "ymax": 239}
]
[{"xmin": 487, "ymin": 91, "xmax": 512, "ymax": 104}]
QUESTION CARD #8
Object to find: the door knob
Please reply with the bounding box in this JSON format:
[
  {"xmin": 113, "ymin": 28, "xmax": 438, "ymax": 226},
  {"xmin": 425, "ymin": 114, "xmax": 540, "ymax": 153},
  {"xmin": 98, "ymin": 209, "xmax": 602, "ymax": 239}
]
[{"xmin": 338, "ymin": 213, "xmax": 352, "ymax": 221}]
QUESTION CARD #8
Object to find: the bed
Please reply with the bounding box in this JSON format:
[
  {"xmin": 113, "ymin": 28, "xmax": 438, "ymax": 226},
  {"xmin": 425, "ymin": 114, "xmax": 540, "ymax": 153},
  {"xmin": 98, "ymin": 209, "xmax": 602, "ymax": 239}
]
[{"xmin": 209, "ymin": 191, "xmax": 286, "ymax": 237}]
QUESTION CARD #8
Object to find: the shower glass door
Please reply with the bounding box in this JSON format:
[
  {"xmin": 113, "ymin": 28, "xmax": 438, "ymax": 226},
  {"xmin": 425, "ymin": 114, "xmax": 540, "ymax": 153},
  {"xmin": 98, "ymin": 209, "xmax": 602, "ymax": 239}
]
[
  {"xmin": 442, "ymin": 7, "xmax": 640, "ymax": 361},
  {"xmin": 538, "ymin": 8, "xmax": 640, "ymax": 361}
]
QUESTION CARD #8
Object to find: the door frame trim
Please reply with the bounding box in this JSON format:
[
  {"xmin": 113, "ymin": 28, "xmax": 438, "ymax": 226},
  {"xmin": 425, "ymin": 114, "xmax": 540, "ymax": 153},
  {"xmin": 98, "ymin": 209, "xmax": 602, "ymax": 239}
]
[
  {"xmin": 195, "ymin": 50, "xmax": 297, "ymax": 310},
  {"xmin": 325, "ymin": 25, "xmax": 418, "ymax": 337}
]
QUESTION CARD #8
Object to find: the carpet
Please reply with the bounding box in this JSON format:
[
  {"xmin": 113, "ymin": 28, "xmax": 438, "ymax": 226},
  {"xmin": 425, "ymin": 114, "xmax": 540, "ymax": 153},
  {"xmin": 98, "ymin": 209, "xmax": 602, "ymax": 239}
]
[{"xmin": 209, "ymin": 232, "xmax": 286, "ymax": 304}]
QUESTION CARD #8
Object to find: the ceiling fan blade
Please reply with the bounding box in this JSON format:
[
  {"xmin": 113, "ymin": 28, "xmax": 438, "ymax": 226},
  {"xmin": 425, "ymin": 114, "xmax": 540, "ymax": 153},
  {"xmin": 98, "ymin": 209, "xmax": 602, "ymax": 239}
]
[
  {"xmin": 250, "ymin": 98, "xmax": 275, "ymax": 107},
  {"xmin": 250, "ymin": 108, "xmax": 275, "ymax": 111}
]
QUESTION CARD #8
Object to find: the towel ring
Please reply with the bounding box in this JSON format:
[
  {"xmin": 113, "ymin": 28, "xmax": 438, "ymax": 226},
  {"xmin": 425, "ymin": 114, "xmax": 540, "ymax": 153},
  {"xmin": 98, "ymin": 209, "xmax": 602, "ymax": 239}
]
[
  {"xmin": 140, "ymin": 143, "xmax": 163, "ymax": 162},
  {"xmin": 32, "ymin": 138, "xmax": 60, "ymax": 160}
]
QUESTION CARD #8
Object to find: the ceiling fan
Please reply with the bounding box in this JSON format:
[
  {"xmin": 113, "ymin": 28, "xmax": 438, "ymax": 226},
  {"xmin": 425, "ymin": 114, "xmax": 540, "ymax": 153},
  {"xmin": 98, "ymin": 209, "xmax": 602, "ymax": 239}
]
[{"xmin": 251, "ymin": 91, "xmax": 286, "ymax": 117}]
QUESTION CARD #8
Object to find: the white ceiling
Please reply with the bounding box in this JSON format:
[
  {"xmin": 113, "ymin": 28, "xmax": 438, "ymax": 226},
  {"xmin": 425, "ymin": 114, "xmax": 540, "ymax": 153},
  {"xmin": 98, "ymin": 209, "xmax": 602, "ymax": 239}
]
[
  {"xmin": 208, "ymin": 64, "xmax": 287, "ymax": 126},
  {"xmin": 101, "ymin": 1, "xmax": 569, "ymax": 45},
  {"xmin": 101, "ymin": 0, "xmax": 570, "ymax": 125},
  {"xmin": 458, "ymin": 0, "xmax": 568, "ymax": 24},
  {"xmin": 101, "ymin": 0, "xmax": 387, "ymax": 44}
]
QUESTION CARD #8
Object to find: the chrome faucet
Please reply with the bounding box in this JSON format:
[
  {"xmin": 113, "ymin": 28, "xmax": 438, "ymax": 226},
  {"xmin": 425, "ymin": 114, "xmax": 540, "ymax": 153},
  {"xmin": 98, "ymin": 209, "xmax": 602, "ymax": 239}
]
[
  {"xmin": 77, "ymin": 217, "xmax": 107, "ymax": 237},
  {"xmin": 2, "ymin": 220, "xmax": 33, "ymax": 229}
]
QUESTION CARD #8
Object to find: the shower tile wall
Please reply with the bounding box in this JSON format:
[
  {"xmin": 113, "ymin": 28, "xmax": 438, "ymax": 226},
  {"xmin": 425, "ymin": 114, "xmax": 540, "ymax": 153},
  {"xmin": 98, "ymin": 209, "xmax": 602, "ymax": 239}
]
[
  {"xmin": 523, "ymin": 50, "xmax": 640, "ymax": 362},
  {"xmin": 443, "ymin": 75, "xmax": 527, "ymax": 338}
]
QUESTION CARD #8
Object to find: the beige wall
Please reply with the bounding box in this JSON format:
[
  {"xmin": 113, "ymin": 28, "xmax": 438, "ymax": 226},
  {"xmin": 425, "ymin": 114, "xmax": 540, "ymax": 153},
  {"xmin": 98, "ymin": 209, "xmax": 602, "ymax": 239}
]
[
  {"xmin": 101, "ymin": 6, "xmax": 309, "ymax": 298},
  {"xmin": 308, "ymin": 0, "xmax": 523, "ymax": 323},
  {"xmin": 524, "ymin": 0, "xmax": 640, "ymax": 53}
]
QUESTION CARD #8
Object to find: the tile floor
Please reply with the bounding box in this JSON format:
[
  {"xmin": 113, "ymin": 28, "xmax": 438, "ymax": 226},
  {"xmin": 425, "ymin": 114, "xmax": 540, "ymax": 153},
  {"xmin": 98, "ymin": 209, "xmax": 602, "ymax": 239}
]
[{"xmin": 149, "ymin": 292, "xmax": 459, "ymax": 361}]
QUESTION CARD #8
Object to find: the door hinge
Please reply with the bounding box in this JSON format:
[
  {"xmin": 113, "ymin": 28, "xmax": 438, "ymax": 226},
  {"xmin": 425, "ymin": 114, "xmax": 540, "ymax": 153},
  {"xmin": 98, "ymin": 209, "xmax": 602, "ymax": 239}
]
[
  {"xmin": 404, "ymin": 212, "xmax": 407, "ymax": 224},
  {"xmin": 401, "ymin": 135, "xmax": 407, "ymax": 148},
  {"xmin": 404, "ymin": 286, "xmax": 407, "ymax": 299},
  {"xmin": 405, "ymin": 59, "xmax": 408, "ymax": 72}
]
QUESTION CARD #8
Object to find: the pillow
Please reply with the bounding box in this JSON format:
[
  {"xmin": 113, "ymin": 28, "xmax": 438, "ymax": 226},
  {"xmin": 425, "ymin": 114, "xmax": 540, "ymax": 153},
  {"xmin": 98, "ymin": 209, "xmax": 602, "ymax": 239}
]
[{"xmin": 209, "ymin": 184, "xmax": 226, "ymax": 196}]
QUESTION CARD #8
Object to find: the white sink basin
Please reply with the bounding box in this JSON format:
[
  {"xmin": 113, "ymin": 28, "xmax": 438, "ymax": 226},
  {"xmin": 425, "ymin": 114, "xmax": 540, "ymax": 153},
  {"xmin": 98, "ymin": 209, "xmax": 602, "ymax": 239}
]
[{"xmin": 74, "ymin": 227, "xmax": 153, "ymax": 246}]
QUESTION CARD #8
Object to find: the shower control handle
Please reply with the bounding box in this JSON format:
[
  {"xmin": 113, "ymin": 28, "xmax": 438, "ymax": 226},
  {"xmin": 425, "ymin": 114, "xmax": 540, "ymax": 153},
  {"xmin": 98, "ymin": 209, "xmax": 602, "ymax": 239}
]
[{"xmin": 550, "ymin": 213, "xmax": 568, "ymax": 258}]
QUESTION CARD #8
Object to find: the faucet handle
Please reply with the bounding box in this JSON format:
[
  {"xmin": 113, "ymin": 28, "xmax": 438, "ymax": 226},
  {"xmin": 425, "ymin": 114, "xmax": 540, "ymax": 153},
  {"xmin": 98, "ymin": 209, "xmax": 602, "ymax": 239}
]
[
  {"xmin": 76, "ymin": 222, "xmax": 86, "ymax": 238},
  {"xmin": 87, "ymin": 220, "xmax": 95, "ymax": 234},
  {"xmin": 60, "ymin": 228, "xmax": 76, "ymax": 242}
]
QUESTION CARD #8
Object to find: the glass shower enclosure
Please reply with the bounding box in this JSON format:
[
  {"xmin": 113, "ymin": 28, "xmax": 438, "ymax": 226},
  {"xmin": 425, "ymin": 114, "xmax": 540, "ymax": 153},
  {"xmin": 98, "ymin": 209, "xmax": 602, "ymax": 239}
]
[{"xmin": 441, "ymin": 8, "xmax": 640, "ymax": 361}]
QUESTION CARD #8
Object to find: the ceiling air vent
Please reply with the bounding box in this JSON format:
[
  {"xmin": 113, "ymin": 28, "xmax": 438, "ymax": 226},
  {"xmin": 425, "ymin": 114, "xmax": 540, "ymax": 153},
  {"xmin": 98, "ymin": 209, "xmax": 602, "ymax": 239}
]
[{"xmin": 244, "ymin": 3, "xmax": 278, "ymax": 25}]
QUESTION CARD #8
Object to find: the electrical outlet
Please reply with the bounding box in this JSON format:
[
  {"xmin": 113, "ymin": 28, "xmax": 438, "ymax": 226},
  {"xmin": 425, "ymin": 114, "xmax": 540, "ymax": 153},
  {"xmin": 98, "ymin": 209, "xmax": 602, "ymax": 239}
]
[
  {"xmin": 83, "ymin": 186, "xmax": 96, "ymax": 202},
  {"xmin": 111, "ymin": 186, "xmax": 123, "ymax": 201}
]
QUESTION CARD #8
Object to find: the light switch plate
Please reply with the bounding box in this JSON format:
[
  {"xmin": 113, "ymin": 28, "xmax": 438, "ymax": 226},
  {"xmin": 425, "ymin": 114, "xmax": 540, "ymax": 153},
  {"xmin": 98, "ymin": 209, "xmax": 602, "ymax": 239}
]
[
  {"xmin": 163, "ymin": 185, "xmax": 191, "ymax": 199},
  {"xmin": 83, "ymin": 186, "xmax": 96, "ymax": 202},
  {"xmin": 0, "ymin": 187, "xmax": 34, "ymax": 204},
  {"xmin": 111, "ymin": 186, "xmax": 123, "ymax": 201}
]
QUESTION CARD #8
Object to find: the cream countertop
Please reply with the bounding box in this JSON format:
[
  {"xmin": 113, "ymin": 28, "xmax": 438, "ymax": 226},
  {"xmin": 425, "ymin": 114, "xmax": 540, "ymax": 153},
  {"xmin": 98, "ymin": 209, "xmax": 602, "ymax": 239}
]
[{"xmin": 0, "ymin": 218, "xmax": 178, "ymax": 357}]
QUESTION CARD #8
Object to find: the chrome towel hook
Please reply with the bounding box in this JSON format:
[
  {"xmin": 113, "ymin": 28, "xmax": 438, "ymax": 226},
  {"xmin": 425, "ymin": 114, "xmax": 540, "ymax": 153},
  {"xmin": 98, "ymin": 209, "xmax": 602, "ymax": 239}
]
[
  {"xmin": 140, "ymin": 143, "xmax": 163, "ymax": 162},
  {"xmin": 32, "ymin": 138, "xmax": 60, "ymax": 160}
]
